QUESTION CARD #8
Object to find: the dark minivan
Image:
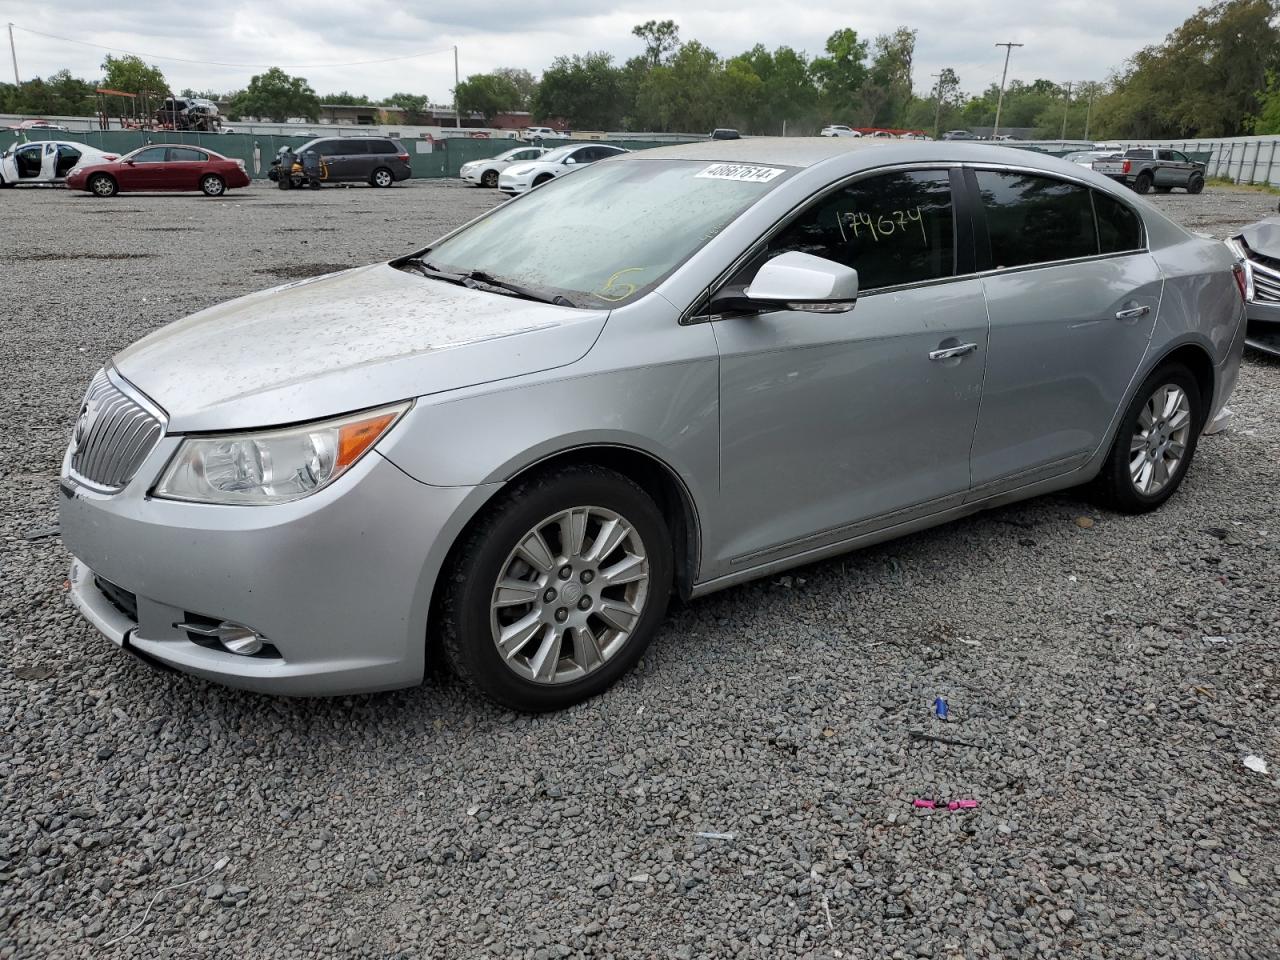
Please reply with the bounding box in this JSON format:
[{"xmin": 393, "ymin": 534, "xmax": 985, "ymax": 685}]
[{"xmin": 289, "ymin": 136, "xmax": 412, "ymax": 186}]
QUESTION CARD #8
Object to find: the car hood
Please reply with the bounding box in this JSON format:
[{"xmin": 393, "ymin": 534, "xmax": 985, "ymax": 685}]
[
  {"xmin": 1240, "ymin": 216, "xmax": 1280, "ymax": 257},
  {"xmin": 113, "ymin": 263, "xmax": 608, "ymax": 432}
]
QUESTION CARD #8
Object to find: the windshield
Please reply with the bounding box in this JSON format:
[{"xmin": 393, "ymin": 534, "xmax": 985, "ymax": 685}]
[{"xmin": 421, "ymin": 158, "xmax": 794, "ymax": 307}]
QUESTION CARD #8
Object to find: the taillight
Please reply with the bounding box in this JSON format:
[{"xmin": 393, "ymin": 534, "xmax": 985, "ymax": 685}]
[
  {"xmin": 1233, "ymin": 263, "xmax": 1250, "ymax": 302},
  {"xmin": 1122, "ymin": 160, "xmax": 1131, "ymax": 174},
  {"xmin": 397, "ymin": 152, "xmax": 409, "ymax": 162}
]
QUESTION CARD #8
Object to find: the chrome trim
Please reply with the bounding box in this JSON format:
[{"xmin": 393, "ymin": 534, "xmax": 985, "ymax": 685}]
[{"xmin": 67, "ymin": 369, "xmax": 168, "ymax": 494}]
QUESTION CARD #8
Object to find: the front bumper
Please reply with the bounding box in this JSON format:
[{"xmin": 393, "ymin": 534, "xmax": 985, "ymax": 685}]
[
  {"xmin": 1245, "ymin": 298, "xmax": 1280, "ymax": 355},
  {"xmin": 498, "ymin": 174, "xmax": 533, "ymax": 195},
  {"xmin": 60, "ymin": 434, "xmax": 497, "ymax": 696}
]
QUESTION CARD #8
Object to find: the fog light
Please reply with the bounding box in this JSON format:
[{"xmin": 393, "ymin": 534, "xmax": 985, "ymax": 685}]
[{"xmin": 175, "ymin": 619, "xmax": 266, "ymax": 656}]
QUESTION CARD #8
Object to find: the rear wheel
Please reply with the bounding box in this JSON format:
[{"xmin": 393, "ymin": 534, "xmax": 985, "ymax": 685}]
[
  {"xmin": 88, "ymin": 174, "xmax": 117, "ymax": 197},
  {"xmin": 200, "ymin": 174, "xmax": 225, "ymax": 197},
  {"xmin": 1187, "ymin": 174, "xmax": 1205, "ymax": 194},
  {"xmin": 371, "ymin": 167, "xmax": 394, "ymax": 187},
  {"xmin": 1090, "ymin": 364, "xmax": 1202, "ymax": 513},
  {"xmin": 1132, "ymin": 172, "xmax": 1153, "ymax": 194},
  {"xmin": 440, "ymin": 465, "xmax": 673, "ymax": 712},
  {"xmin": 481, "ymin": 169, "xmax": 498, "ymax": 188}
]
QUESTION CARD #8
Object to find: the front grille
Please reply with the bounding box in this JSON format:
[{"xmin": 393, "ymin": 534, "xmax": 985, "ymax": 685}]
[{"xmin": 69, "ymin": 370, "xmax": 163, "ymax": 491}]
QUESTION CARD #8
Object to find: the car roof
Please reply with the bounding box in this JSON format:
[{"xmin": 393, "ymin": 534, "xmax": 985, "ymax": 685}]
[{"xmin": 615, "ymin": 137, "xmax": 1074, "ymax": 171}]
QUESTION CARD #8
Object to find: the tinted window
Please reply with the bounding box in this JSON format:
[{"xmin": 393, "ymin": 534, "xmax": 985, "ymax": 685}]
[
  {"xmin": 974, "ymin": 171, "xmax": 1097, "ymax": 268},
  {"xmin": 1093, "ymin": 190, "xmax": 1144, "ymax": 254},
  {"xmin": 57, "ymin": 145, "xmax": 81, "ymax": 160},
  {"xmin": 369, "ymin": 140, "xmax": 396, "ymax": 154},
  {"xmin": 760, "ymin": 169, "xmax": 956, "ymax": 291},
  {"xmin": 340, "ymin": 140, "xmax": 369, "ymax": 154},
  {"xmin": 1157, "ymin": 149, "xmax": 1175, "ymax": 161},
  {"xmin": 314, "ymin": 140, "xmax": 344, "ymax": 157},
  {"xmin": 1171, "ymin": 150, "xmax": 1189, "ymax": 163},
  {"xmin": 131, "ymin": 147, "xmax": 168, "ymax": 163},
  {"xmin": 1124, "ymin": 149, "xmax": 1153, "ymax": 159},
  {"xmin": 168, "ymin": 148, "xmax": 207, "ymax": 162}
]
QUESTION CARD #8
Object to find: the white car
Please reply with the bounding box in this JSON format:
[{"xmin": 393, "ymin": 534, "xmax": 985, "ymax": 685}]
[
  {"xmin": 498, "ymin": 143, "xmax": 628, "ymax": 195},
  {"xmin": 0, "ymin": 140, "xmax": 119, "ymax": 187},
  {"xmin": 820, "ymin": 125, "xmax": 862, "ymax": 138},
  {"xmin": 460, "ymin": 146, "xmax": 548, "ymax": 188},
  {"xmin": 523, "ymin": 127, "xmax": 569, "ymax": 143},
  {"xmin": 1062, "ymin": 149, "xmax": 1122, "ymax": 168}
]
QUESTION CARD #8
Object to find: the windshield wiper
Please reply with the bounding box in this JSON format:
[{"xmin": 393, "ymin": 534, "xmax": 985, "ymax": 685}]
[
  {"xmin": 402, "ymin": 259, "xmax": 576, "ymax": 307},
  {"xmin": 461, "ymin": 270, "xmax": 578, "ymax": 307}
]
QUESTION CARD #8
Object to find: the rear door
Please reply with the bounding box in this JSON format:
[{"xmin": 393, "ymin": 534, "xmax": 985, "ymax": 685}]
[
  {"xmin": 165, "ymin": 147, "xmax": 209, "ymax": 189},
  {"xmin": 965, "ymin": 169, "xmax": 1160, "ymax": 497},
  {"xmin": 340, "ymin": 139, "xmax": 372, "ymax": 180}
]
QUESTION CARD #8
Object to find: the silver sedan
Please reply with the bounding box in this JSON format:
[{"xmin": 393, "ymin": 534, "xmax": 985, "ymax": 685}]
[{"xmin": 60, "ymin": 139, "xmax": 1246, "ymax": 711}]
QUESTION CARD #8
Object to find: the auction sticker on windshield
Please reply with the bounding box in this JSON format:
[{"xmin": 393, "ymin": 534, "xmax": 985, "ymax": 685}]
[{"xmin": 696, "ymin": 163, "xmax": 786, "ymax": 183}]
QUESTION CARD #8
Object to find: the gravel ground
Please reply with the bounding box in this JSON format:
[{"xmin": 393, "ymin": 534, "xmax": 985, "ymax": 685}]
[{"xmin": 1, "ymin": 181, "xmax": 1278, "ymax": 960}]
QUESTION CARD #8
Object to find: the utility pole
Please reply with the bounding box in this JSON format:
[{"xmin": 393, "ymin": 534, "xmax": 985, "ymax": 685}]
[
  {"xmin": 1083, "ymin": 84, "xmax": 1096, "ymax": 141},
  {"xmin": 7, "ymin": 23, "xmax": 18, "ymax": 86},
  {"xmin": 991, "ymin": 42, "xmax": 1023, "ymax": 139},
  {"xmin": 1060, "ymin": 81, "xmax": 1073, "ymax": 141},
  {"xmin": 931, "ymin": 72, "xmax": 944, "ymax": 141},
  {"xmin": 453, "ymin": 45, "xmax": 461, "ymax": 129}
]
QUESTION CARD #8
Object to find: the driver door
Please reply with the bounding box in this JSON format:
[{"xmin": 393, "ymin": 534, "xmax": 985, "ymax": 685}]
[
  {"xmin": 118, "ymin": 147, "xmax": 168, "ymax": 189},
  {"xmin": 708, "ymin": 168, "xmax": 988, "ymax": 570}
]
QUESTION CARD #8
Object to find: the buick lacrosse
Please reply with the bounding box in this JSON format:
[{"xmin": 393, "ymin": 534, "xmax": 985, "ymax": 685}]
[{"xmin": 61, "ymin": 139, "xmax": 1246, "ymax": 711}]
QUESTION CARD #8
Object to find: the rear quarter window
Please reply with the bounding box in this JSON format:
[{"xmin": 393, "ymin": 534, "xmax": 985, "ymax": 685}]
[{"xmin": 1093, "ymin": 190, "xmax": 1145, "ymax": 253}]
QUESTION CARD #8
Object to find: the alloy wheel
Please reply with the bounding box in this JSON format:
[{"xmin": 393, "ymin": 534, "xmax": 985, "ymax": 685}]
[
  {"xmin": 202, "ymin": 176, "xmax": 224, "ymax": 195},
  {"xmin": 374, "ymin": 170, "xmax": 393, "ymax": 187},
  {"xmin": 1130, "ymin": 383, "xmax": 1192, "ymax": 495},
  {"xmin": 489, "ymin": 506, "xmax": 649, "ymax": 685}
]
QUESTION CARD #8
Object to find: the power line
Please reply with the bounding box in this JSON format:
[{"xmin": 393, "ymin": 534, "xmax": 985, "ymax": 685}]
[{"xmin": 10, "ymin": 24, "xmax": 455, "ymax": 69}]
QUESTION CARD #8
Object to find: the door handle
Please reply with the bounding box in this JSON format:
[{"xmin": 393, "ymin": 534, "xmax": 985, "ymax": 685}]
[
  {"xmin": 929, "ymin": 342, "xmax": 978, "ymax": 361},
  {"xmin": 1115, "ymin": 305, "xmax": 1151, "ymax": 321}
]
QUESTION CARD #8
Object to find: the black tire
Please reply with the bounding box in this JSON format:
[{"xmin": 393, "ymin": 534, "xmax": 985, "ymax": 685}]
[
  {"xmin": 308, "ymin": 179, "xmax": 322, "ymax": 190},
  {"xmin": 88, "ymin": 173, "xmax": 117, "ymax": 197},
  {"xmin": 1132, "ymin": 172, "xmax": 1153, "ymax": 194},
  {"xmin": 532, "ymin": 173, "xmax": 554, "ymax": 188},
  {"xmin": 481, "ymin": 169, "xmax": 498, "ymax": 188},
  {"xmin": 0, "ymin": 177, "xmax": 12, "ymax": 189},
  {"xmin": 370, "ymin": 167, "xmax": 395, "ymax": 188},
  {"xmin": 1187, "ymin": 174, "xmax": 1205, "ymax": 194},
  {"xmin": 200, "ymin": 174, "xmax": 225, "ymax": 197},
  {"xmin": 1090, "ymin": 364, "xmax": 1203, "ymax": 513},
  {"xmin": 440, "ymin": 465, "xmax": 673, "ymax": 712}
]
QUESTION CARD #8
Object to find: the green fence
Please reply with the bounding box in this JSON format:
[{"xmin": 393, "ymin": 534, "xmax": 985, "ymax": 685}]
[{"xmin": 0, "ymin": 130, "xmax": 683, "ymax": 180}]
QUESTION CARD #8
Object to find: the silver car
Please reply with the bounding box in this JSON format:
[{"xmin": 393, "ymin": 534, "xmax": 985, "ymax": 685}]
[
  {"xmin": 1226, "ymin": 214, "xmax": 1280, "ymax": 356},
  {"xmin": 60, "ymin": 139, "xmax": 1246, "ymax": 711}
]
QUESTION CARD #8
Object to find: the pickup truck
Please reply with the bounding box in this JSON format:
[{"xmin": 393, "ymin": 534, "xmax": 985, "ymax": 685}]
[{"xmin": 1092, "ymin": 148, "xmax": 1206, "ymax": 195}]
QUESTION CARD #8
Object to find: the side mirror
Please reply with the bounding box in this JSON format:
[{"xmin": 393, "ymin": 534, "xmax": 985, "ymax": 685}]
[
  {"xmin": 710, "ymin": 251, "xmax": 859, "ymax": 315},
  {"xmin": 564, "ymin": 157, "xmax": 576, "ymax": 165}
]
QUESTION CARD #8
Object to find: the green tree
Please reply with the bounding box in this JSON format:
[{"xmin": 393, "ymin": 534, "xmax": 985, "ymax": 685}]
[
  {"xmin": 632, "ymin": 20, "xmax": 681, "ymax": 67},
  {"xmin": 229, "ymin": 68, "xmax": 320, "ymax": 122},
  {"xmin": 534, "ymin": 52, "xmax": 628, "ymax": 129},
  {"xmin": 455, "ymin": 73, "xmax": 521, "ymax": 121},
  {"xmin": 492, "ymin": 67, "xmax": 538, "ymax": 109},
  {"xmin": 382, "ymin": 92, "xmax": 434, "ymax": 123},
  {"xmin": 100, "ymin": 54, "xmax": 167, "ymax": 98},
  {"xmin": 1254, "ymin": 70, "xmax": 1280, "ymax": 134},
  {"xmin": 810, "ymin": 29, "xmax": 869, "ymax": 123},
  {"xmin": 0, "ymin": 70, "xmax": 96, "ymax": 115},
  {"xmin": 730, "ymin": 45, "xmax": 820, "ymax": 134},
  {"xmin": 1092, "ymin": 0, "xmax": 1280, "ymax": 138},
  {"xmin": 864, "ymin": 27, "xmax": 917, "ymax": 126},
  {"xmin": 320, "ymin": 91, "xmax": 374, "ymax": 105}
]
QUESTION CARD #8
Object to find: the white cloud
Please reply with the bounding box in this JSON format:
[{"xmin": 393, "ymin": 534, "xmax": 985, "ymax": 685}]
[{"xmin": 0, "ymin": 0, "xmax": 1201, "ymax": 102}]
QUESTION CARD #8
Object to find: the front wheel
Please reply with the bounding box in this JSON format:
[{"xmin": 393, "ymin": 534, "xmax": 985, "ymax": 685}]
[
  {"xmin": 200, "ymin": 174, "xmax": 225, "ymax": 197},
  {"xmin": 532, "ymin": 174, "xmax": 554, "ymax": 188},
  {"xmin": 1187, "ymin": 174, "xmax": 1204, "ymax": 194},
  {"xmin": 1090, "ymin": 365, "xmax": 1202, "ymax": 513},
  {"xmin": 370, "ymin": 167, "xmax": 394, "ymax": 187},
  {"xmin": 88, "ymin": 174, "xmax": 117, "ymax": 197},
  {"xmin": 440, "ymin": 465, "xmax": 673, "ymax": 711}
]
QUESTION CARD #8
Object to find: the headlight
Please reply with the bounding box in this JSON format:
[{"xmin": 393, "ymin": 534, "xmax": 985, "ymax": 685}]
[{"xmin": 154, "ymin": 402, "xmax": 409, "ymax": 505}]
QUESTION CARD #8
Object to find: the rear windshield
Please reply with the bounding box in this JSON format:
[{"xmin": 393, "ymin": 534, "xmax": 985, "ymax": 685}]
[
  {"xmin": 1124, "ymin": 149, "xmax": 1154, "ymax": 159},
  {"xmin": 420, "ymin": 159, "xmax": 796, "ymax": 307}
]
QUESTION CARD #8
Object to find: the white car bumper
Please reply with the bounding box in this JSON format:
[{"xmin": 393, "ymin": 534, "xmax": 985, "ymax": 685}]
[{"xmin": 499, "ymin": 172, "xmax": 536, "ymax": 195}]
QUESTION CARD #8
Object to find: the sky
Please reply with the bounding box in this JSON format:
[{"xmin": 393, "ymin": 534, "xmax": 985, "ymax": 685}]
[{"xmin": 0, "ymin": 0, "xmax": 1202, "ymax": 103}]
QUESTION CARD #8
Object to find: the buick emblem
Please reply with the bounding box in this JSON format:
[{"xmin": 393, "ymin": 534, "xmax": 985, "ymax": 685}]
[{"xmin": 71, "ymin": 400, "xmax": 98, "ymax": 453}]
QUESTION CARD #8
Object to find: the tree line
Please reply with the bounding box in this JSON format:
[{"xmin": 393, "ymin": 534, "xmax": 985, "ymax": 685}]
[{"xmin": 3, "ymin": 1, "xmax": 1278, "ymax": 139}]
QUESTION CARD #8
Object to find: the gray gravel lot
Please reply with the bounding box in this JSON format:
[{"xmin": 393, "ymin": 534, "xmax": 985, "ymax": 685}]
[{"xmin": 1, "ymin": 181, "xmax": 1278, "ymax": 960}]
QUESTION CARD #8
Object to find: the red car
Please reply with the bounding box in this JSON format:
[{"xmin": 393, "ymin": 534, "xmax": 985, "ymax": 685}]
[{"xmin": 65, "ymin": 144, "xmax": 251, "ymax": 197}]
